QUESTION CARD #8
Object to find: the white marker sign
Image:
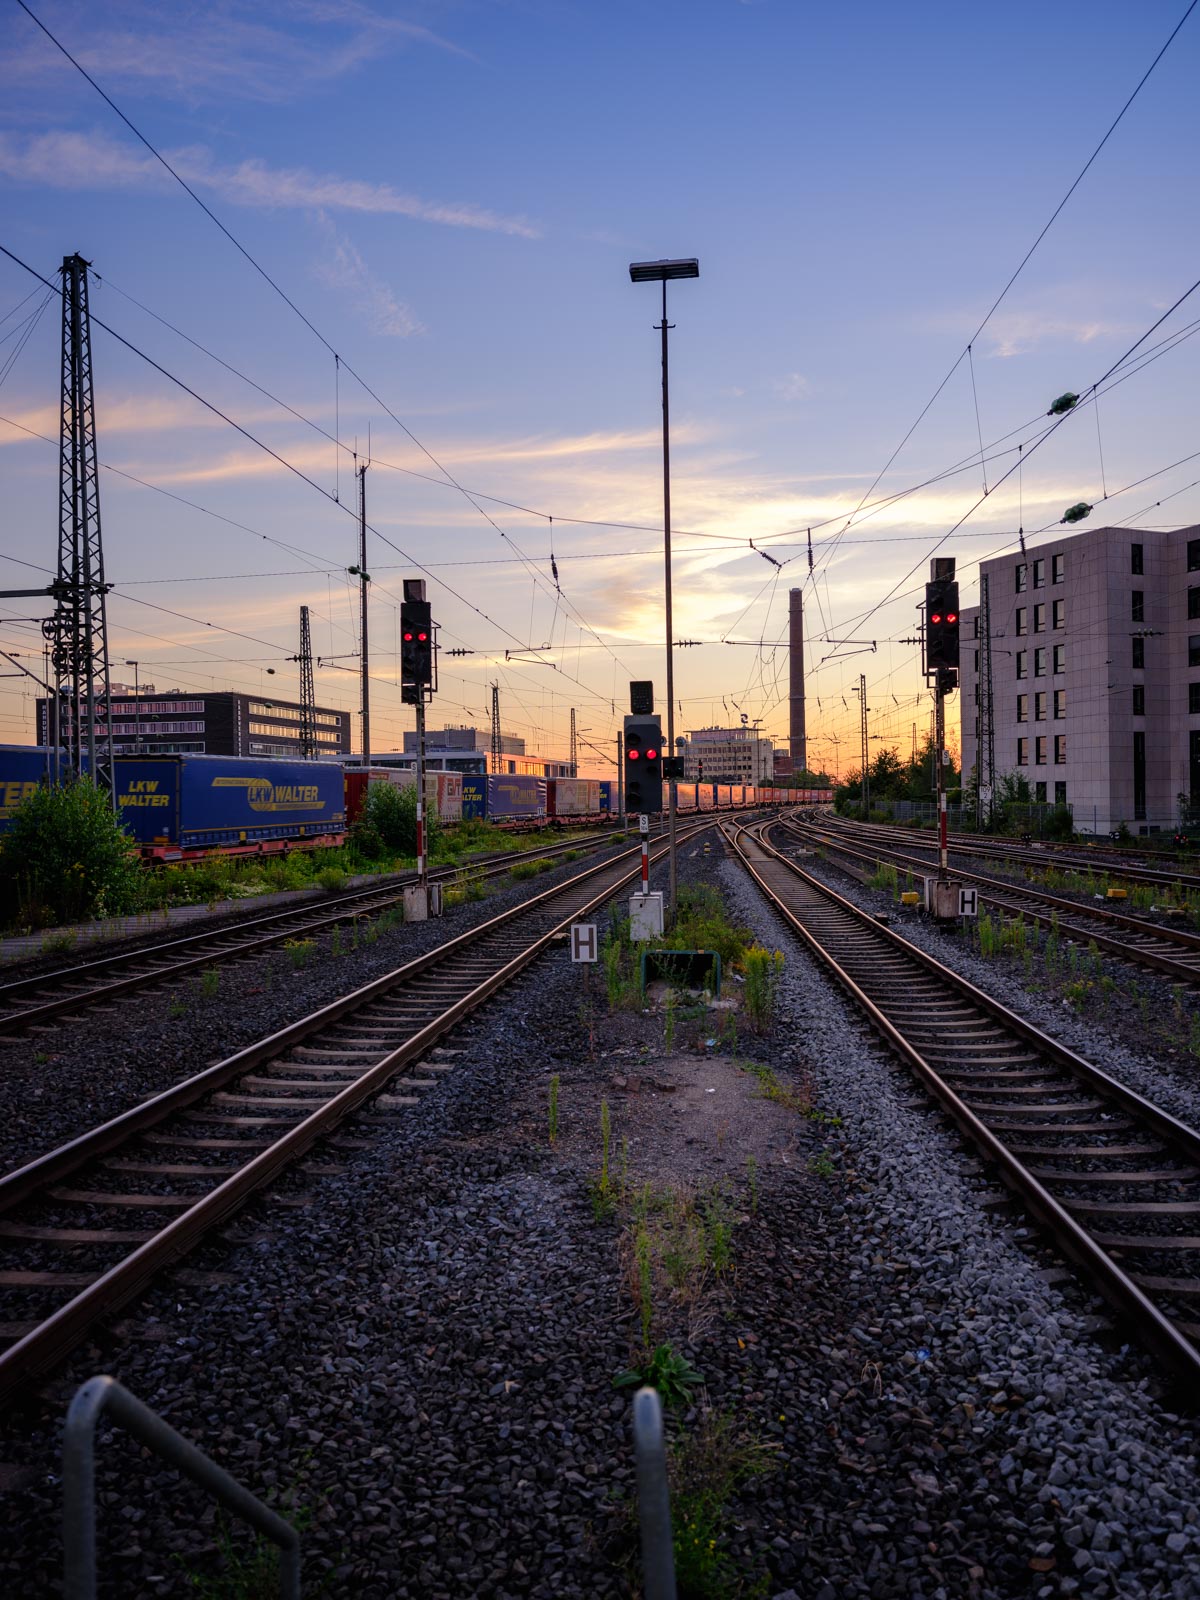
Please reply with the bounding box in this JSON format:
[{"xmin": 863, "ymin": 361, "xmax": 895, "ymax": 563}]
[
  {"xmin": 571, "ymin": 922, "xmax": 599, "ymax": 963},
  {"xmin": 958, "ymin": 886, "xmax": 979, "ymax": 918}
]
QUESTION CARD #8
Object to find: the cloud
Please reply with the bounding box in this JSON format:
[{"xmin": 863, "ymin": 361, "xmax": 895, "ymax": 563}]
[
  {"xmin": 981, "ymin": 311, "xmax": 1137, "ymax": 359},
  {"xmin": 0, "ymin": 129, "xmax": 541, "ymax": 238},
  {"xmin": 771, "ymin": 372, "xmax": 810, "ymax": 401},
  {"xmin": 314, "ymin": 221, "xmax": 422, "ymax": 338},
  {"xmin": 2, "ymin": 1, "xmax": 471, "ymax": 107}
]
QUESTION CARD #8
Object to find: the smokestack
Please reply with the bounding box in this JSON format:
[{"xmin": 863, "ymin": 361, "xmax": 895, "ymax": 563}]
[{"xmin": 789, "ymin": 587, "xmax": 806, "ymax": 772}]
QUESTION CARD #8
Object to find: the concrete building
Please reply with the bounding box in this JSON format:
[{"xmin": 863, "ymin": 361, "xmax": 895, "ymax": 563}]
[
  {"xmin": 958, "ymin": 523, "xmax": 1200, "ymax": 835},
  {"xmin": 682, "ymin": 725, "xmax": 774, "ymax": 786},
  {"xmin": 37, "ymin": 688, "xmax": 351, "ymax": 759},
  {"xmin": 377, "ymin": 729, "xmax": 573, "ymax": 779},
  {"xmin": 401, "ymin": 725, "xmax": 525, "ymax": 758}
]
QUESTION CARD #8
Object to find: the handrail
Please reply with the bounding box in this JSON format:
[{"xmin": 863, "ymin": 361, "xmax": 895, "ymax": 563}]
[
  {"xmin": 63, "ymin": 1375, "xmax": 300, "ymax": 1600},
  {"xmin": 632, "ymin": 1387, "xmax": 677, "ymax": 1600}
]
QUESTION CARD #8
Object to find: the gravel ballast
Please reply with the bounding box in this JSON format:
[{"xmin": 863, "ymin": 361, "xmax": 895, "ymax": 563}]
[{"xmin": 0, "ymin": 830, "xmax": 1196, "ymax": 1598}]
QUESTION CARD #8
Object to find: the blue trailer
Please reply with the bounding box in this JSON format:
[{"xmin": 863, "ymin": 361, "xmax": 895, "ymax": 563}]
[
  {"xmin": 458, "ymin": 773, "xmax": 547, "ymax": 823},
  {"xmin": 114, "ymin": 754, "xmax": 346, "ymax": 858},
  {"xmin": 598, "ymin": 779, "xmax": 614, "ymax": 814},
  {"xmin": 0, "ymin": 745, "xmax": 63, "ymax": 832}
]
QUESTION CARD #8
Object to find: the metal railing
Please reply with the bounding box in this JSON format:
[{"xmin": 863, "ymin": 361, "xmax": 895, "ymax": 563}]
[
  {"xmin": 632, "ymin": 1386, "xmax": 677, "ymax": 1600},
  {"xmin": 63, "ymin": 1375, "xmax": 301, "ymax": 1600}
]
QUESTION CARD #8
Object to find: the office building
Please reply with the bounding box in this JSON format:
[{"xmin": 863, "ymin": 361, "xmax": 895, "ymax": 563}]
[
  {"xmin": 681, "ymin": 726, "xmax": 775, "ymax": 786},
  {"xmin": 36, "ymin": 687, "xmax": 352, "ymax": 759},
  {"xmin": 959, "ymin": 523, "xmax": 1200, "ymax": 834}
]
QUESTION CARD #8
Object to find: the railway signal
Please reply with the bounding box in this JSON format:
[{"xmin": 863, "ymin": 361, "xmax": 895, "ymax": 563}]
[
  {"xmin": 925, "ymin": 578, "xmax": 960, "ymax": 671},
  {"xmin": 400, "ymin": 598, "xmax": 433, "ymax": 703},
  {"xmin": 623, "ymin": 714, "xmax": 663, "ymax": 816}
]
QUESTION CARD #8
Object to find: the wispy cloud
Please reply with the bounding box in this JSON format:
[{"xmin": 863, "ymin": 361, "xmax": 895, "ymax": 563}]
[
  {"xmin": 771, "ymin": 372, "xmax": 810, "ymax": 401},
  {"xmin": 0, "ymin": 129, "xmax": 541, "ymax": 238},
  {"xmin": 981, "ymin": 310, "xmax": 1137, "ymax": 359},
  {"xmin": 314, "ymin": 219, "xmax": 422, "ymax": 338},
  {"xmin": 2, "ymin": 1, "xmax": 471, "ymax": 107}
]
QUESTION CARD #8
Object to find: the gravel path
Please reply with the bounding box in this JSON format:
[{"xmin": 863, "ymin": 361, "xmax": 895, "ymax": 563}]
[{"xmin": 0, "ymin": 833, "xmax": 1196, "ymax": 1598}]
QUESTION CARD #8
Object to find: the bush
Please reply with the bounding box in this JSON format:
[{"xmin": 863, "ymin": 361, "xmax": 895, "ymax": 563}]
[
  {"xmin": 0, "ymin": 779, "xmax": 142, "ymax": 928},
  {"xmin": 353, "ymin": 782, "xmax": 441, "ymax": 858}
]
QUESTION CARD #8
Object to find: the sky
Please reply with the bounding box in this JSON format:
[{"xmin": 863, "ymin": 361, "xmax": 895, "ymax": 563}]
[{"xmin": 1, "ymin": 0, "xmax": 1198, "ymax": 780}]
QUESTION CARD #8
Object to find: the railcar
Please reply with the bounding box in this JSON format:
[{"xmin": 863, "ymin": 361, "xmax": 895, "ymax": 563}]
[{"xmin": 546, "ymin": 777, "xmax": 601, "ymax": 819}]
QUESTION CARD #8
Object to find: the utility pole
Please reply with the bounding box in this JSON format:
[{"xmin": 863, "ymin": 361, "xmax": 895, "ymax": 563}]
[
  {"xmin": 490, "ymin": 683, "xmax": 502, "ymax": 774},
  {"xmin": 50, "ymin": 254, "xmax": 115, "ymax": 798},
  {"xmin": 856, "ymin": 674, "xmax": 869, "ymax": 818},
  {"xmin": 569, "ymin": 707, "xmax": 578, "ymax": 777},
  {"xmin": 617, "ymin": 731, "xmax": 624, "ymax": 814},
  {"xmin": 298, "ymin": 606, "xmax": 316, "ymax": 759},
  {"xmin": 357, "ymin": 462, "xmax": 370, "ymax": 762}
]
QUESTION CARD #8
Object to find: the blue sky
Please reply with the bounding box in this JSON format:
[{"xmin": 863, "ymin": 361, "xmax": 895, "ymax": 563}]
[{"xmin": 1, "ymin": 0, "xmax": 1198, "ymax": 776}]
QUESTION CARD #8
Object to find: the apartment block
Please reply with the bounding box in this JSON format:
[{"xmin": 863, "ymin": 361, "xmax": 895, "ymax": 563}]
[
  {"xmin": 958, "ymin": 524, "xmax": 1200, "ymax": 835},
  {"xmin": 682, "ymin": 726, "xmax": 774, "ymax": 785}
]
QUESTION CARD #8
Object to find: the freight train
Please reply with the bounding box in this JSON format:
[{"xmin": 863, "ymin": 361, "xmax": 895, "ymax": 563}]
[{"xmin": 0, "ymin": 745, "xmax": 830, "ymax": 860}]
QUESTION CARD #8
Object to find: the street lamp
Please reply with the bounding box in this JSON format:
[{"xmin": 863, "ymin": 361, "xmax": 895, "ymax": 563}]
[
  {"xmin": 629, "ymin": 256, "xmax": 699, "ymax": 919},
  {"xmin": 124, "ymin": 660, "xmax": 139, "ymax": 753}
]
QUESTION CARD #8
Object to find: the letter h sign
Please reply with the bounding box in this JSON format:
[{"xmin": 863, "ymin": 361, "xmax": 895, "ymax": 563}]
[{"xmin": 571, "ymin": 923, "xmax": 598, "ymax": 963}]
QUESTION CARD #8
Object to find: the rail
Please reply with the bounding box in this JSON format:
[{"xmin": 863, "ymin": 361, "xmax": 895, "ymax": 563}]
[{"xmin": 63, "ymin": 1374, "xmax": 300, "ymax": 1600}]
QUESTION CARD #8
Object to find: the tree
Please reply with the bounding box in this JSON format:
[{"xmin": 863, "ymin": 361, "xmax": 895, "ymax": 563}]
[{"xmin": 0, "ymin": 778, "xmax": 141, "ymax": 928}]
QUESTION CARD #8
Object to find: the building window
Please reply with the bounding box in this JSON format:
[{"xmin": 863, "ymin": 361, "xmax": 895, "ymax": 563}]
[
  {"xmin": 1052, "ymin": 553, "xmax": 1065, "ymax": 584},
  {"xmin": 974, "ymin": 649, "xmax": 979, "ymax": 671},
  {"xmin": 1054, "ymin": 689, "xmax": 1066, "ymax": 720},
  {"xmin": 1054, "ymin": 735, "xmax": 1066, "ymax": 766},
  {"xmin": 1133, "ymin": 685, "xmax": 1145, "ymax": 716},
  {"xmin": 1016, "ymin": 694, "xmax": 1028, "ymax": 723},
  {"xmin": 1016, "ymin": 651, "xmax": 1027, "ymax": 679},
  {"xmin": 1192, "ymin": 731, "xmax": 1200, "ymax": 804},
  {"xmin": 1053, "ymin": 644, "xmax": 1066, "ymax": 674},
  {"xmin": 1035, "ymin": 737, "xmax": 1047, "ymax": 765},
  {"xmin": 1035, "ymin": 781, "xmax": 1047, "ymax": 802},
  {"xmin": 1016, "ymin": 563, "xmax": 1027, "ymax": 593},
  {"xmin": 1017, "ymin": 737, "xmax": 1029, "ymax": 766},
  {"xmin": 1052, "ymin": 599, "xmax": 1065, "ymax": 630},
  {"xmin": 971, "ymin": 616, "xmax": 979, "ymax": 639},
  {"xmin": 1132, "ymin": 591, "xmax": 1144, "ymax": 623},
  {"xmin": 1190, "ymin": 683, "xmax": 1200, "ymax": 716},
  {"xmin": 1134, "ymin": 731, "xmax": 1146, "ymax": 820},
  {"xmin": 1034, "ymin": 647, "xmax": 1046, "ymax": 677},
  {"xmin": 1189, "ymin": 538, "xmax": 1200, "ymax": 573},
  {"xmin": 1055, "ymin": 781, "xmax": 1067, "ymax": 804},
  {"xmin": 1131, "ymin": 543, "xmax": 1144, "ymax": 575},
  {"xmin": 1035, "ymin": 691, "xmax": 1047, "ymax": 721},
  {"xmin": 1132, "ymin": 636, "xmax": 1145, "ymax": 669},
  {"xmin": 1190, "ymin": 589, "xmax": 1200, "ymax": 620},
  {"xmin": 1033, "ymin": 558, "xmax": 1045, "ymax": 588},
  {"xmin": 1033, "ymin": 603, "xmax": 1046, "ymax": 633},
  {"xmin": 1191, "ymin": 636, "xmax": 1200, "ymax": 668},
  {"xmin": 1015, "ymin": 608, "xmax": 1027, "ymax": 636}
]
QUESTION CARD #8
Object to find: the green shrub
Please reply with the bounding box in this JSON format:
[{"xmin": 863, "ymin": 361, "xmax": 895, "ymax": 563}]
[
  {"xmin": 742, "ymin": 945, "xmax": 784, "ymax": 1032},
  {"xmin": 354, "ymin": 782, "xmax": 440, "ymax": 858},
  {"xmin": 0, "ymin": 778, "xmax": 142, "ymax": 928},
  {"xmin": 316, "ymin": 867, "xmax": 348, "ymax": 893}
]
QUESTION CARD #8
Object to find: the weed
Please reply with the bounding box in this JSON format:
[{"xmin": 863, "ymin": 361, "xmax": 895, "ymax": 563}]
[
  {"xmin": 614, "ymin": 1341, "xmax": 704, "ymax": 1409},
  {"xmin": 167, "ymin": 995, "xmax": 186, "ymax": 1020},
  {"xmin": 200, "ymin": 966, "xmax": 220, "ymax": 999},
  {"xmin": 590, "ymin": 1098, "xmax": 616, "ymax": 1219},
  {"xmin": 1063, "ymin": 978, "xmax": 1092, "ymax": 1011},
  {"xmin": 742, "ymin": 946, "xmax": 784, "ymax": 1033},
  {"xmin": 33, "ymin": 1049, "xmax": 47, "ymax": 1065},
  {"xmin": 745, "ymin": 1155, "xmax": 758, "ymax": 1215},
  {"xmin": 665, "ymin": 989, "xmax": 677, "ymax": 1052},
  {"xmin": 807, "ymin": 1149, "xmax": 835, "ymax": 1178},
  {"xmin": 510, "ymin": 856, "xmax": 555, "ymax": 881},
  {"xmin": 718, "ymin": 1008, "xmax": 739, "ymax": 1050},
  {"xmin": 619, "ymin": 1135, "xmax": 630, "ymax": 1203},
  {"xmin": 331, "ymin": 924, "xmax": 343, "ymax": 958},
  {"xmin": 316, "ymin": 867, "xmax": 347, "ymax": 894},
  {"xmin": 635, "ymin": 1220, "xmax": 654, "ymax": 1343},
  {"xmin": 700, "ymin": 1188, "xmax": 734, "ymax": 1274},
  {"xmin": 668, "ymin": 1406, "xmax": 776, "ymax": 1597},
  {"xmin": 867, "ymin": 860, "xmax": 898, "ymax": 895},
  {"xmin": 548, "ymin": 1073, "xmax": 560, "ymax": 1145},
  {"xmin": 40, "ymin": 930, "xmax": 77, "ymax": 957},
  {"xmin": 283, "ymin": 938, "xmax": 316, "ymax": 970}
]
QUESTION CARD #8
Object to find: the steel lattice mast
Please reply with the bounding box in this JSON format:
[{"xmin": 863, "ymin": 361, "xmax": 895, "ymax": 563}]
[
  {"xmin": 298, "ymin": 605, "xmax": 316, "ymax": 759},
  {"xmin": 49, "ymin": 254, "xmax": 114, "ymax": 793},
  {"xmin": 490, "ymin": 683, "xmax": 502, "ymax": 774},
  {"xmin": 569, "ymin": 707, "xmax": 577, "ymax": 776}
]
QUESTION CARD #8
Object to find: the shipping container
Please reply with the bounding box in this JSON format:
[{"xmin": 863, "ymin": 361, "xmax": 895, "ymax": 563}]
[
  {"xmin": 488, "ymin": 773, "xmax": 546, "ymax": 818},
  {"xmin": 716, "ymin": 785, "xmax": 733, "ymax": 810},
  {"xmin": 461, "ymin": 775, "xmax": 487, "ymax": 821},
  {"xmin": 114, "ymin": 754, "xmax": 345, "ymax": 854},
  {"xmin": 547, "ymin": 777, "xmax": 600, "ymax": 818},
  {"xmin": 0, "ymin": 745, "xmax": 62, "ymax": 832}
]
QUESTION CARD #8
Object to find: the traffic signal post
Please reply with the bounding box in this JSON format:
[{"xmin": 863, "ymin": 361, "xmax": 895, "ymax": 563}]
[
  {"xmin": 924, "ymin": 560, "xmax": 966, "ymax": 924},
  {"xmin": 624, "ymin": 686, "xmax": 665, "ymax": 938},
  {"xmin": 401, "ymin": 580, "xmax": 439, "ymax": 919}
]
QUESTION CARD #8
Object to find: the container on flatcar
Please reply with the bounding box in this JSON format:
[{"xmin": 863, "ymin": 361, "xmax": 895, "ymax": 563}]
[
  {"xmin": 488, "ymin": 773, "xmax": 546, "ymax": 818},
  {"xmin": 0, "ymin": 745, "xmax": 62, "ymax": 832},
  {"xmin": 597, "ymin": 779, "xmax": 614, "ymax": 813},
  {"xmin": 461, "ymin": 775, "xmax": 487, "ymax": 821},
  {"xmin": 547, "ymin": 777, "xmax": 600, "ymax": 818},
  {"xmin": 716, "ymin": 785, "xmax": 733, "ymax": 809},
  {"xmin": 114, "ymin": 754, "xmax": 345, "ymax": 855}
]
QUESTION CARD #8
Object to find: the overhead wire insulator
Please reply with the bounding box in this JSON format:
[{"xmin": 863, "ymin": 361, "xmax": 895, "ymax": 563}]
[
  {"xmin": 1047, "ymin": 392, "xmax": 1080, "ymax": 417},
  {"xmin": 1061, "ymin": 502, "xmax": 1093, "ymax": 524}
]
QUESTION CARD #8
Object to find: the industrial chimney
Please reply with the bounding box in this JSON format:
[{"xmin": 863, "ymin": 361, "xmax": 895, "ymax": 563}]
[{"xmin": 789, "ymin": 587, "xmax": 806, "ymax": 772}]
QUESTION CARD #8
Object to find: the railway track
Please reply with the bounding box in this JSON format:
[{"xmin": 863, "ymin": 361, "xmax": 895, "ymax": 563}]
[
  {"xmin": 728, "ymin": 816, "xmax": 1200, "ymax": 1387},
  {"xmin": 0, "ymin": 822, "xmax": 716, "ymax": 1402},
  {"xmin": 0, "ymin": 827, "xmax": 626, "ymax": 1038},
  {"xmin": 784, "ymin": 814, "xmax": 1200, "ymax": 986},
  {"xmin": 818, "ymin": 811, "xmax": 1200, "ymax": 893}
]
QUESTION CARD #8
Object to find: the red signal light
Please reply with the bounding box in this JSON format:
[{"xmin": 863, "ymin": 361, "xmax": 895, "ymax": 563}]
[
  {"xmin": 417, "ymin": 631, "xmax": 428, "ymax": 641},
  {"xmin": 646, "ymin": 748, "xmax": 658, "ymax": 760},
  {"xmin": 947, "ymin": 612, "xmax": 958, "ymax": 624},
  {"xmin": 403, "ymin": 631, "xmax": 414, "ymax": 642},
  {"xmin": 628, "ymin": 749, "xmax": 640, "ymax": 760},
  {"xmin": 930, "ymin": 613, "xmax": 942, "ymax": 625}
]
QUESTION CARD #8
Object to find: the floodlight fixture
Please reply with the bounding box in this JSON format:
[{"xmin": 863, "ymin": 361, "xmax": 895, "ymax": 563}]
[{"xmin": 628, "ymin": 258, "xmax": 700, "ymax": 283}]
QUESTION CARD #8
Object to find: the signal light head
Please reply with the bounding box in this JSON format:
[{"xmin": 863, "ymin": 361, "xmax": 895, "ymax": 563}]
[
  {"xmin": 931, "ymin": 613, "xmax": 942, "ymax": 625},
  {"xmin": 947, "ymin": 612, "xmax": 957, "ymax": 624},
  {"xmin": 646, "ymin": 748, "xmax": 658, "ymax": 760},
  {"xmin": 628, "ymin": 749, "xmax": 640, "ymax": 759}
]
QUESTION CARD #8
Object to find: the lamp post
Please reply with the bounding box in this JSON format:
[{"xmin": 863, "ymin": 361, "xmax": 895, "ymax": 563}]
[
  {"xmin": 629, "ymin": 256, "xmax": 699, "ymax": 921},
  {"xmin": 123, "ymin": 660, "xmax": 139, "ymax": 753}
]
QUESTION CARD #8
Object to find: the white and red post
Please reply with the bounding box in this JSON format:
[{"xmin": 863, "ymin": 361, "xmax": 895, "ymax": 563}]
[{"xmin": 640, "ymin": 813, "xmax": 650, "ymax": 892}]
